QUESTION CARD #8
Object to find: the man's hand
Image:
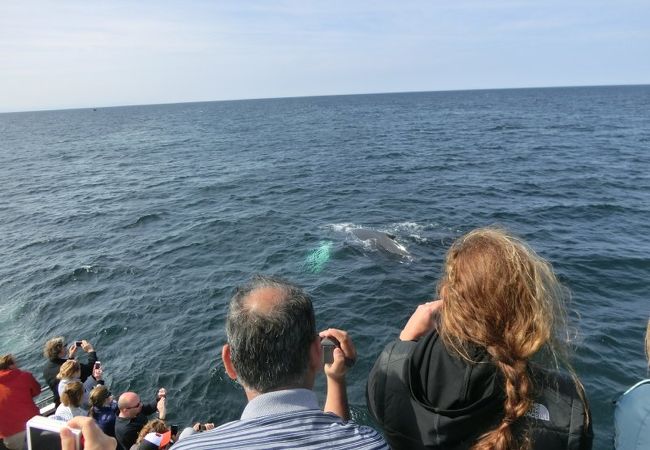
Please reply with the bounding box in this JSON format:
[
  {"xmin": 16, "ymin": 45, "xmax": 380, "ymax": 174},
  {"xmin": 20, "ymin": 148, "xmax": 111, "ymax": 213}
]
[
  {"xmin": 67, "ymin": 343, "xmax": 78, "ymax": 359},
  {"xmin": 318, "ymin": 329, "xmax": 356, "ymax": 382},
  {"xmin": 61, "ymin": 416, "xmax": 116, "ymax": 450},
  {"xmin": 399, "ymin": 300, "xmax": 443, "ymax": 341},
  {"xmin": 193, "ymin": 422, "xmax": 215, "ymax": 432},
  {"xmin": 81, "ymin": 340, "xmax": 95, "ymax": 353},
  {"xmin": 156, "ymin": 389, "xmax": 167, "ymax": 420},
  {"xmin": 319, "ymin": 328, "xmax": 355, "ymax": 420},
  {"xmin": 92, "ymin": 367, "xmax": 103, "ymax": 381}
]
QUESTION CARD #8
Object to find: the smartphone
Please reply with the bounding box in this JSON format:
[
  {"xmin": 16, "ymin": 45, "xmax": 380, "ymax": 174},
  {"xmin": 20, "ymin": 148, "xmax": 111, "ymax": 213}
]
[
  {"xmin": 320, "ymin": 337, "xmax": 356, "ymax": 367},
  {"xmin": 94, "ymin": 361, "xmax": 101, "ymax": 370},
  {"xmin": 321, "ymin": 338, "xmax": 337, "ymax": 365},
  {"xmin": 171, "ymin": 424, "xmax": 179, "ymax": 435},
  {"xmin": 75, "ymin": 341, "xmax": 82, "ymax": 347},
  {"xmin": 27, "ymin": 416, "xmax": 81, "ymax": 450}
]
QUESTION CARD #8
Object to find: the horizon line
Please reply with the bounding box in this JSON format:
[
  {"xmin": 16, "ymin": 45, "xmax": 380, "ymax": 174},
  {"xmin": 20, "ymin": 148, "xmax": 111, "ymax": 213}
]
[{"xmin": 2, "ymin": 82, "xmax": 649, "ymax": 115}]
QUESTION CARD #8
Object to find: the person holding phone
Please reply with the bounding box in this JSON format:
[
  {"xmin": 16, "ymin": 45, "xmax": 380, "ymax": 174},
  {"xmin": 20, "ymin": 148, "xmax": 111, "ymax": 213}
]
[
  {"xmin": 43, "ymin": 337, "xmax": 98, "ymax": 406},
  {"xmin": 174, "ymin": 422, "xmax": 215, "ymax": 442},
  {"xmin": 56, "ymin": 360, "xmax": 103, "ymax": 408},
  {"xmin": 172, "ymin": 275, "xmax": 387, "ymax": 450},
  {"xmin": 114, "ymin": 388, "xmax": 167, "ymax": 450}
]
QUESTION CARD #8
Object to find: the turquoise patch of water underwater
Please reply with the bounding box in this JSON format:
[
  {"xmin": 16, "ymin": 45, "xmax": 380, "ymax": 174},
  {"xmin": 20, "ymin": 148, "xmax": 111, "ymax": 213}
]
[{"xmin": 304, "ymin": 241, "xmax": 333, "ymax": 273}]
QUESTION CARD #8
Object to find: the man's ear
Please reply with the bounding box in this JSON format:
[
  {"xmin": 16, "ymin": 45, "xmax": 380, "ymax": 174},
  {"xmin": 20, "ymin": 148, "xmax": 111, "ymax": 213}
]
[
  {"xmin": 222, "ymin": 344, "xmax": 238, "ymax": 380},
  {"xmin": 308, "ymin": 336, "xmax": 322, "ymax": 373}
]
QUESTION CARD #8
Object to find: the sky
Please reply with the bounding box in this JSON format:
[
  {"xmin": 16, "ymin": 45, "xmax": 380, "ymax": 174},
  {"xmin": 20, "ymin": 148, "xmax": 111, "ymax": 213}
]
[{"xmin": 1, "ymin": 0, "xmax": 649, "ymax": 112}]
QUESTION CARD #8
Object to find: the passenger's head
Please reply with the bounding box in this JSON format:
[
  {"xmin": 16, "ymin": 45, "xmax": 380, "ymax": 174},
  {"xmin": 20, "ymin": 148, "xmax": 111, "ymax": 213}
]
[
  {"xmin": 646, "ymin": 318, "xmax": 650, "ymax": 367},
  {"xmin": 57, "ymin": 359, "xmax": 81, "ymax": 380},
  {"xmin": 135, "ymin": 419, "xmax": 169, "ymax": 446},
  {"xmin": 61, "ymin": 381, "xmax": 84, "ymax": 408},
  {"xmin": 118, "ymin": 392, "xmax": 143, "ymax": 418},
  {"xmin": 89, "ymin": 385, "xmax": 113, "ymax": 409},
  {"xmin": 438, "ymin": 228, "xmax": 566, "ymax": 450},
  {"xmin": 44, "ymin": 337, "xmax": 66, "ymax": 360},
  {"xmin": 224, "ymin": 275, "xmax": 317, "ymax": 393},
  {"xmin": 439, "ymin": 227, "xmax": 563, "ymax": 359},
  {"xmin": 0, "ymin": 354, "xmax": 17, "ymax": 370}
]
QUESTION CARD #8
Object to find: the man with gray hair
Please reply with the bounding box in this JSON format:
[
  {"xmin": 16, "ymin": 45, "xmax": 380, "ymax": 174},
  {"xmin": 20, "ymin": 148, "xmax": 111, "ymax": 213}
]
[{"xmin": 173, "ymin": 275, "xmax": 388, "ymax": 450}]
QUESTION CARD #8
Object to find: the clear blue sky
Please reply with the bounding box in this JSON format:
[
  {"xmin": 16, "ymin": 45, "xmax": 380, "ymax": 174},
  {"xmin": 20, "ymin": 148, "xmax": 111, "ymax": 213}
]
[{"xmin": 1, "ymin": 0, "xmax": 648, "ymax": 112}]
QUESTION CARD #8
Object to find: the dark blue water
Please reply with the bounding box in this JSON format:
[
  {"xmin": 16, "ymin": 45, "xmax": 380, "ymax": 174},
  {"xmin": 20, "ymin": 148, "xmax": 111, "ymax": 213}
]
[{"xmin": 1, "ymin": 86, "xmax": 649, "ymax": 449}]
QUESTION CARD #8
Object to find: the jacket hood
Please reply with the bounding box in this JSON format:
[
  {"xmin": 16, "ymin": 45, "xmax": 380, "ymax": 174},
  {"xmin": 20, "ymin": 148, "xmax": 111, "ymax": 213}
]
[
  {"xmin": 408, "ymin": 331, "xmax": 504, "ymax": 442},
  {"xmin": 0, "ymin": 368, "xmax": 20, "ymax": 382}
]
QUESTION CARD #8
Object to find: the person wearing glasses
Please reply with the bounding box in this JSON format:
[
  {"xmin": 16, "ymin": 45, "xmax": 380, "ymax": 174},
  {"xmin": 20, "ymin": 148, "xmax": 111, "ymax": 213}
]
[
  {"xmin": 115, "ymin": 388, "xmax": 166, "ymax": 450},
  {"xmin": 88, "ymin": 385, "xmax": 119, "ymax": 437}
]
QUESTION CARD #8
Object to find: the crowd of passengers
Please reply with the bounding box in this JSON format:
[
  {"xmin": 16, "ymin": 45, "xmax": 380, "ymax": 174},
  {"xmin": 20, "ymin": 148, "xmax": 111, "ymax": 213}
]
[{"xmin": 1, "ymin": 228, "xmax": 648, "ymax": 450}]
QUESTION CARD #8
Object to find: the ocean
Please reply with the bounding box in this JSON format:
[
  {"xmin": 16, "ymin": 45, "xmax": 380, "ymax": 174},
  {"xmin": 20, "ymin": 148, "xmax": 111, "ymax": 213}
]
[{"xmin": 1, "ymin": 85, "xmax": 649, "ymax": 449}]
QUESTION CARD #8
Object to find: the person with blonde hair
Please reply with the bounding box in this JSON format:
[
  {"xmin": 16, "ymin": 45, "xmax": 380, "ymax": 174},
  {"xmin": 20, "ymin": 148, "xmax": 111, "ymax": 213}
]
[
  {"xmin": 614, "ymin": 318, "xmax": 650, "ymax": 450},
  {"xmin": 0, "ymin": 354, "xmax": 40, "ymax": 450},
  {"xmin": 367, "ymin": 227, "xmax": 592, "ymax": 450},
  {"xmin": 43, "ymin": 336, "xmax": 98, "ymax": 406},
  {"xmin": 54, "ymin": 380, "xmax": 87, "ymax": 421},
  {"xmin": 57, "ymin": 359, "xmax": 103, "ymax": 408}
]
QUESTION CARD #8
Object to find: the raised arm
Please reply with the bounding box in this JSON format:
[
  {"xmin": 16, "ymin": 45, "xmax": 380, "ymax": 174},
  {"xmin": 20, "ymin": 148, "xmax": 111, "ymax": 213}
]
[
  {"xmin": 399, "ymin": 300, "xmax": 443, "ymax": 341},
  {"xmin": 319, "ymin": 328, "xmax": 357, "ymax": 421}
]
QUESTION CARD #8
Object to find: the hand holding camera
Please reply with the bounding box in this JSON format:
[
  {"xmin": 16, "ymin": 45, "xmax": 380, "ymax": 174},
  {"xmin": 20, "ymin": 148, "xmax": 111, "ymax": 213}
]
[
  {"xmin": 92, "ymin": 361, "xmax": 103, "ymax": 380},
  {"xmin": 319, "ymin": 328, "xmax": 357, "ymax": 382},
  {"xmin": 27, "ymin": 415, "xmax": 117, "ymax": 450}
]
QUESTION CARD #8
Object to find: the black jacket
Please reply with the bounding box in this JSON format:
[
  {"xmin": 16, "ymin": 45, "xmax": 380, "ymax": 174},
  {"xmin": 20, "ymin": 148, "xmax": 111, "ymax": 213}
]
[
  {"xmin": 367, "ymin": 331, "xmax": 592, "ymax": 450},
  {"xmin": 114, "ymin": 402, "xmax": 158, "ymax": 450},
  {"xmin": 42, "ymin": 352, "xmax": 97, "ymax": 405}
]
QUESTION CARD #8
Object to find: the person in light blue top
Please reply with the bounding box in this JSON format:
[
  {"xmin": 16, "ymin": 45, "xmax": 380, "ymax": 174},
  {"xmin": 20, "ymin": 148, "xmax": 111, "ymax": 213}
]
[
  {"xmin": 614, "ymin": 319, "xmax": 650, "ymax": 450},
  {"xmin": 172, "ymin": 275, "xmax": 389, "ymax": 450}
]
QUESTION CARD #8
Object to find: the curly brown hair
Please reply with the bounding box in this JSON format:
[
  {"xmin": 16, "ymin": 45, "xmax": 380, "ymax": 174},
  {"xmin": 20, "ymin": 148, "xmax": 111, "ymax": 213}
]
[
  {"xmin": 645, "ymin": 319, "xmax": 650, "ymax": 366},
  {"xmin": 0, "ymin": 354, "xmax": 16, "ymax": 370},
  {"xmin": 44, "ymin": 337, "xmax": 65, "ymax": 360},
  {"xmin": 135, "ymin": 419, "xmax": 168, "ymax": 444}
]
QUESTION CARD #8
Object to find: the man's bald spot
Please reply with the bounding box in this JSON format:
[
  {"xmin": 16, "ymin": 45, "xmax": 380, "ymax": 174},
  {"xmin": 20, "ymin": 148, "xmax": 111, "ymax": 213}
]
[
  {"xmin": 244, "ymin": 286, "xmax": 287, "ymax": 315},
  {"xmin": 118, "ymin": 391, "xmax": 140, "ymax": 409}
]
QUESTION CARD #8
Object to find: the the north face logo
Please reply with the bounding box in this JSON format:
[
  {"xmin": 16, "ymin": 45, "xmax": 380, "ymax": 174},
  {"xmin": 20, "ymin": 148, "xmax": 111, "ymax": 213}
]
[{"xmin": 525, "ymin": 403, "xmax": 550, "ymax": 421}]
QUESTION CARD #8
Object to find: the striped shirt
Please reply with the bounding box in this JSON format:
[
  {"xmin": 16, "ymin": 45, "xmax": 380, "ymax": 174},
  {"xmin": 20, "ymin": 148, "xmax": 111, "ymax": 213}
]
[{"xmin": 172, "ymin": 389, "xmax": 389, "ymax": 450}]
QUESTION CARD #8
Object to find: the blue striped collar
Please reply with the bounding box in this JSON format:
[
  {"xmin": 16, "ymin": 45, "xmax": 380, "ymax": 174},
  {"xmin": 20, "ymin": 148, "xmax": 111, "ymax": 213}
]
[{"xmin": 241, "ymin": 388, "xmax": 319, "ymax": 420}]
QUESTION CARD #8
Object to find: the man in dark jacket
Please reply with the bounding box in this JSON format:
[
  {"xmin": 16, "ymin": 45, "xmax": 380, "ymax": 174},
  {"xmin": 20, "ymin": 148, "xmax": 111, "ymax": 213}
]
[
  {"xmin": 42, "ymin": 336, "xmax": 97, "ymax": 406},
  {"xmin": 114, "ymin": 389, "xmax": 166, "ymax": 450}
]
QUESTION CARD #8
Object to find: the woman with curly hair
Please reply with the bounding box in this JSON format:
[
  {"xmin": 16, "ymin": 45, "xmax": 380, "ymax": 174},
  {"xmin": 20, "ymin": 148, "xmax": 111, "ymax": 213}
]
[
  {"xmin": 368, "ymin": 227, "xmax": 592, "ymax": 450},
  {"xmin": 131, "ymin": 419, "xmax": 170, "ymax": 450}
]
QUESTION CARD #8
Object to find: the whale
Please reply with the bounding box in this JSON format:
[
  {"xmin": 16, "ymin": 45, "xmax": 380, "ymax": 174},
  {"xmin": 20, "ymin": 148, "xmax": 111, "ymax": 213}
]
[{"xmin": 350, "ymin": 228, "xmax": 409, "ymax": 257}]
